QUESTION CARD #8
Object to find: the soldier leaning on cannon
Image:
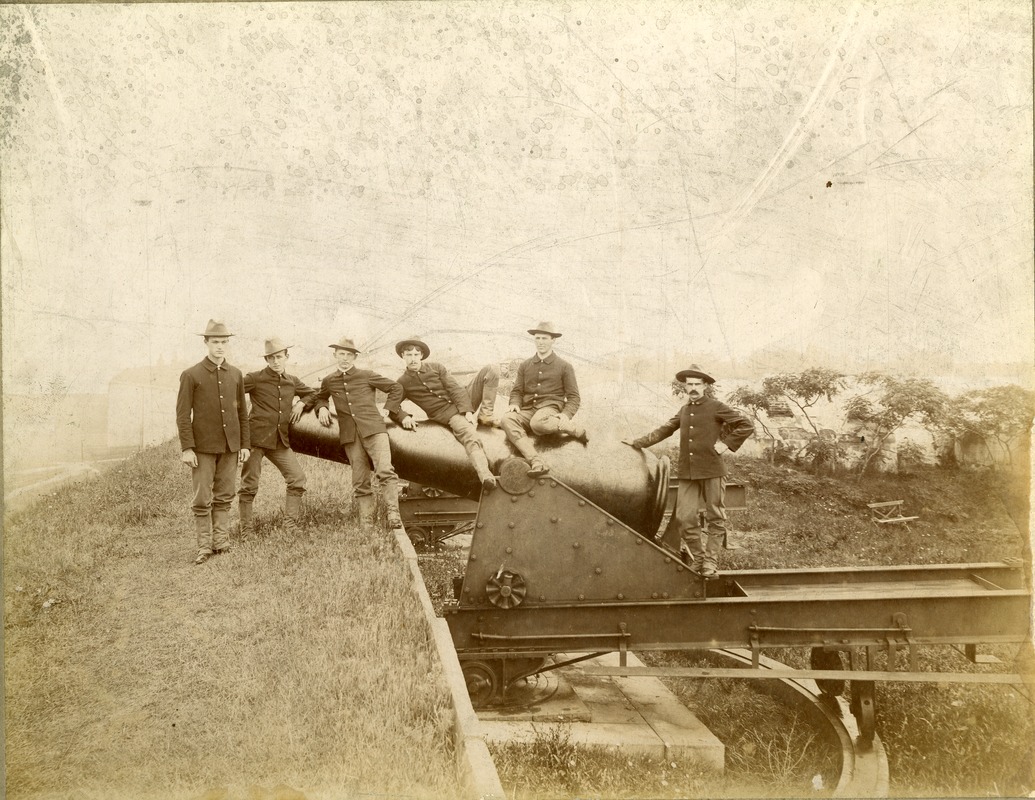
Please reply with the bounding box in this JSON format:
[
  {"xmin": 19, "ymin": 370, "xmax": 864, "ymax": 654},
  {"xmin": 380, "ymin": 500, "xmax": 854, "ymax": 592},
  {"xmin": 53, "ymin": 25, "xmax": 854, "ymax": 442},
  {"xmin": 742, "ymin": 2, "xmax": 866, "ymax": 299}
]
[
  {"xmin": 501, "ymin": 321, "xmax": 588, "ymax": 478},
  {"xmin": 623, "ymin": 363, "xmax": 754, "ymax": 578},
  {"xmin": 314, "ymin": 336, "xmax": 405, "ymax": 530},
  {"xmin": 176, "ymin": 319, "xmax": 251, "ymax": 565},
  {"xmin": 237, "ymin": 337, "xmax": 320, "ymax": 537},
  {"xmin": 390, "ymin": 335, "xmax": 500, "ymax": 492}
]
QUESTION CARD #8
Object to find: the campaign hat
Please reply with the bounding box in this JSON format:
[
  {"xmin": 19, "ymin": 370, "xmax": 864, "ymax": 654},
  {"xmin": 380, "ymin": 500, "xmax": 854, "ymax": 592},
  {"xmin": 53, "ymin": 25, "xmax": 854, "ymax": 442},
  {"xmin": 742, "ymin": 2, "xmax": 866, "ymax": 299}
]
[
  {"xmin": 395, "ymin": 336, "xmax": 431, "ymax": 359},
  {"xmin": 675, "ymin": 363, "xmax": 715, "ymax": 384},
  {"xmin": 198, "ymin": 319, "xmax": 233, "ymax": 337},
  {"xmin": 527, "ymin": 321, "xmax": 562, "ymax": 338},
  {"xmin": 328, "ymin": 337, "xmax": 361, "ymax": 353},
  {"xmin": 263, "ymin": 337, "xmax": 292, "ymax": 357}
]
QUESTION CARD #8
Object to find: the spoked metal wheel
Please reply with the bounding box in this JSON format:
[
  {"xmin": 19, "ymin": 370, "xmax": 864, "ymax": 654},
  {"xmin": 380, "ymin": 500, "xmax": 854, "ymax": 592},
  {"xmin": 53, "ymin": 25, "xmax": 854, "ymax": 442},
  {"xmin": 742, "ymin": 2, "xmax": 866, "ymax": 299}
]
[
  {"xmin": 407, "ymin": 526, "xmax": 432, "ymax": 550},
  {"xmin": 462, "ymin": 660, "xmax": 501, "ymax": 708}
]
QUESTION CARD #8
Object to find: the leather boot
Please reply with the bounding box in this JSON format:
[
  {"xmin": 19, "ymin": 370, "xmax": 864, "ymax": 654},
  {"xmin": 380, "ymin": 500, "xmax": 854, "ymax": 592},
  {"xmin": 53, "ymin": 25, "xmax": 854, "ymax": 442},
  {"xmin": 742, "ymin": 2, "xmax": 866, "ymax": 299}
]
[
  {"xmin": 470, "ymin": 446, "xmax": 497, "ymax": 491},
  {"xmin": 558, "ymin": 415, "xmax": 589, "ymax": 444},
  {"xmin": 194, "ymin": 514, "xmax": 213, "ymax": 564},
  {"xmin": 238, "ymin": 499, "xmax": 254, "ymax": 536},
  {"xmin": 283, "ymin": 492, "xmax": 302, "ymax": 533},
  {"xmin": 682, "ymin": 530, "xmax": 707, "ymax": 575},
  {"xmin": 212, "ymin": 509, "xmax": 231, "ymax": 554},
  {"xmin": 356, "ymin": 495, "xmax": 375, "ymax": 528},
  {"xmin": 702, "ymin": 529, "xmax": 724, "ymax": 576},
  {"xmin": 511, "ymin": 436, "xmax": 549, "ymax": 477},
  {"xmin": 383, "ymin": 482, "xmax": 403, "ymax": 529}
]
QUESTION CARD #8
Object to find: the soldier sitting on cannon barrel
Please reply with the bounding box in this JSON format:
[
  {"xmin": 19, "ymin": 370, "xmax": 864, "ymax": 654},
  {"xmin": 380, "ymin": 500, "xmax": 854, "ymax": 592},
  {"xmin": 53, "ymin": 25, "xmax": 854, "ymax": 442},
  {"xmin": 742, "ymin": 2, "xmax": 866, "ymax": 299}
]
[
  {"xmin": 390, "ymin": 335, "xmax": 499, "ymax": 492},
  {"xmin": 501, "ymin": 321, "xmax": 588, "ymax": 478}
]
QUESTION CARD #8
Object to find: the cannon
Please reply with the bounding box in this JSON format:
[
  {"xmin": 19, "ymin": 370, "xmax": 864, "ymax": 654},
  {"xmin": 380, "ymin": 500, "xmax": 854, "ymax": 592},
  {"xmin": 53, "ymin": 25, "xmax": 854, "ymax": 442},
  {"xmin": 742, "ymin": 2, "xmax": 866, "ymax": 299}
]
[
  {"xmin": 290, "ymin": 411, "xmax": 671, "ymax": 536},
  {"xmin": 290, "ymin": 410, "xmax": 1033, "ymax": 741}
]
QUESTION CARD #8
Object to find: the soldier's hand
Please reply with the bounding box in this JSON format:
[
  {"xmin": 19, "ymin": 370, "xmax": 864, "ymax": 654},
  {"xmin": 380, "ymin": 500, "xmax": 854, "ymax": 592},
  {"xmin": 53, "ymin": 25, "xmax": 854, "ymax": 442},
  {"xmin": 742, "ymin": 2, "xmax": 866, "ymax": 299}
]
[
  {"xmin": 508, "ymin": 404, "xmax": 521, "ymax": 414},
  {"xmin": 401, "ymin": 416, "xmax": 418, "ymax": 431},
  {"xmin": 464, "ymin": 411, "xmax": 476, "ymax": 425},
  {"xmin": 290, "ymin": 402, "xmax": 304, "ymax": 423},
  {"xmin": 317, "ymin": 407, "xmax": 332, "ymax": 427},
  {"xmin": 380, "ymin": 408, "xmax": 390, "ymax": 421},
  {"xmin": 621, "ymin": 438, "xmax": 642, "ymax": 450},
  {"xmin": 714, "ymin": 441, "xmax": 730, "ymax": 455},
  {"xmin": 181, "ymin": 448, "xmax": 198, "ymax": 468},
  {"xmin": 239, "ymin": 448, "xmax": 251, "ymax": 465}
]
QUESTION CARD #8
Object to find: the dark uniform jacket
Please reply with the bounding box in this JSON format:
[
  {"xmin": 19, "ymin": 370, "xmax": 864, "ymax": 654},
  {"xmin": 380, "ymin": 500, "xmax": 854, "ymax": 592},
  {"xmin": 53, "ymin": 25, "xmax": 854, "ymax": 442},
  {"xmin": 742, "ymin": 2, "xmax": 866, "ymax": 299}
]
[
  {"xmin": 393, "ymin": 362, "xmax": 472, "ymax": 425},
  {"xmin": 243, "ymin": 367, "xmax": 319, "ymax": 450},
  {"xmin": 632, "ymin": 397, "xmax": 754, "ymax": 480},
  {"xmin": 176, "ymin": 357, "xmax": 250, "ymax": 454},
  {"xmin": 314, "ymin": 368, "xmax": 404, "ymax": 444},
  {"xmin": 509, "ymin": 352, "xmax": 581, "ymax": 418}
]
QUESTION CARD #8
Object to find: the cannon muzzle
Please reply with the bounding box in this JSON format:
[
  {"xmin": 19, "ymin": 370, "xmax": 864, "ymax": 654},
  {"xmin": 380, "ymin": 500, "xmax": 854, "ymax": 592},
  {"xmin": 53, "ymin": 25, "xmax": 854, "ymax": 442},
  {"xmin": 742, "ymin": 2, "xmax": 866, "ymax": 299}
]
[{"xmin": 290, "ymin": 412, "xmax": 669, "ymax": 535}]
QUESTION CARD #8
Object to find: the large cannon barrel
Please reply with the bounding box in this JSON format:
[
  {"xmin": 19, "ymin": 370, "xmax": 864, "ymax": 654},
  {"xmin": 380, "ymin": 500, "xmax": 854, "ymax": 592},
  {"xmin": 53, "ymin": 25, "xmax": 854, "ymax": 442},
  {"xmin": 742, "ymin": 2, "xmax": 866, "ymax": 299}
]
[{"xmin": 290, "ymin": 412, "xmax": 669, "ymax": 535}]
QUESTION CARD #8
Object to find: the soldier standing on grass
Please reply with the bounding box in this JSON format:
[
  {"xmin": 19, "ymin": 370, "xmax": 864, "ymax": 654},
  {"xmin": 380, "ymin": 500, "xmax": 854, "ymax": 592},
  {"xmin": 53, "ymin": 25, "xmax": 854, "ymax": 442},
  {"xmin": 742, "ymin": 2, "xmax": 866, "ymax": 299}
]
[
  {"xmin": 176, "ymin": 319, "xmax": 250, "ymax": 565},
  {"xmin": 622, "ymin": 363, "xmax": 754, "ymax": 578},
  {"xmin": 390, "ymin": 335, "xmax": 499, "ymax": 492},
  {"xmin": 238, "ymin": 338, "xmax": 320, "ymax": 536},
  {"xmin": 314, "ymin": 337, "xmax": 405, "ymax": 530},
  {"xmin": 501, "ymin": 322, "xmax": 588, "ymax": 478}
]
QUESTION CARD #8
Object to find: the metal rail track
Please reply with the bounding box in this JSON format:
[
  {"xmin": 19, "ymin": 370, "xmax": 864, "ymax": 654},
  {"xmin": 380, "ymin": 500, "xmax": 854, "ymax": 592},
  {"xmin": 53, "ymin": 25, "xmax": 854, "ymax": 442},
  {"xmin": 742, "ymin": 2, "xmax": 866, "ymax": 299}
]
[{"xmin": 707, "ymin": 648, "xmax": 888, "ymax": 797}]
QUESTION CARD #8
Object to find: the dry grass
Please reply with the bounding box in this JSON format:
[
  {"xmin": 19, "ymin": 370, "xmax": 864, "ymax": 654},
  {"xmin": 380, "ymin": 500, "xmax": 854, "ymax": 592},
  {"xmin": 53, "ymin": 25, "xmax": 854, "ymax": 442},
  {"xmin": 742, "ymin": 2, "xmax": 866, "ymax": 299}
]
[{"xmin": 4, "ymin": 441, "xmax": 459, "ymax": 800}]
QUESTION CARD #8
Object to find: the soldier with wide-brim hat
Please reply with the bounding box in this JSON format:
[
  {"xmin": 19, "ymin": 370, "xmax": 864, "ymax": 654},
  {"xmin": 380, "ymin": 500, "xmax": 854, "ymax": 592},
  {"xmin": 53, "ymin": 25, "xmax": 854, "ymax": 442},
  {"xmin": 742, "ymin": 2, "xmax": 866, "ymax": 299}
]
[
  {"xmin": 314, "ymin": 336, "xmax": 405, "ymax": 529},
  {"xmin": 198, "ymin": 319, "xmax": 234, "ymax": 338},
  {"xmin": 394, "ymin": 336, "xmax": 431, "ymax": 359},
  {"xmin": 526, "ymin": 321, "xmax": 562, "ymax": 338},
  {"xmin": 675, "ymin": 364, "xmax": 715, "ymax": 384},
  {"xmin": 392, "ymin": 335, "xmax": 501, "ymax": 491},
  {"xmin": 622, "ymin": 362, "xmax": 754, "ymax": 578},
  {"xmin": 502, "ymin": 321, "xmax": 587, "ymax": 477},
  {"xmin": 177, "ymin": 319, "xmax": 250, "ymax": 565},
  {"xmin": 328, "ymin": 337, "xmax": 361, "ymax": 353},
  {"xmin": 238, "ymin": 336, "xmax": 319, "ymax": 539}
]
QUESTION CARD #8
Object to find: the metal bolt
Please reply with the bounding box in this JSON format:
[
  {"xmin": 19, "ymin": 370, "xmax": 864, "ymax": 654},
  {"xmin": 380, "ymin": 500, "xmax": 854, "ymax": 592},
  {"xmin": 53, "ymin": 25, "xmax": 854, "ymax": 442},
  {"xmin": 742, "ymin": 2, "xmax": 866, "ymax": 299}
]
[
  {"xmin": 550, "ymin": 481, "xmax": 558, "ymax": 488},
  {"xmin": 578, "ymin": 594, "xmax": 585, "ymax": 600},
  {"xmin": 652, "ymin": 593, "xmax": 658, "ymax": 599},
  {"xmin": 550, "ymin": 517, "xmax": 558, "ymax": 523},
  {"xmin": 594, "ymin": 567, "xmax": 601, "ymax": 574},
  {"xmin": 617, "ymin": 593, "xmax": 625, "ymax": 600},
  {"xmin": 528, "ymin": 490, "xmax": 535, "ymax": 497},
  {"xmin": 505, "ymin": 547, "xmax": 513, "ymax": 554},
  {"xmin": 605, "ymin": 519, "xmax": 613, "ymax": 526},
  {"xmin": 538, "ymin": 479, "xmax": 546, "ymax": 486},
  {"xmin": 662, "ymin": 592, "xmax": 669, "ymax": 599},
  {"xmin": 664, "ymin": 557, "xmax": 671, "ymax": 564},
  {"xmin": 477, "ymin": 522, "xmax": 484, "ymax": 528},
  {"xmin": 694, "ymin": 591, "xmax": 701, "ymax": 598},
  {"xmin": 508, "ymin": 522, "xmax": 515, "ymax": 529},
  {"xmin": 471, "ymin": 555, "xmax": 477, "ymax": 561},
  {"xmin": 539, "ymin": 595, "xmax": 545, "ymax": 601},
  {"xmin": 573, "ymin": 542, "xmax": 580, "ymax": 548},
  {"xmin": 511, "ymin": 497, "xmax": 518, "ymax": 503},
  {"xmin": 579, "ymin": 500, "xmax": 586, "ymax": 507}
]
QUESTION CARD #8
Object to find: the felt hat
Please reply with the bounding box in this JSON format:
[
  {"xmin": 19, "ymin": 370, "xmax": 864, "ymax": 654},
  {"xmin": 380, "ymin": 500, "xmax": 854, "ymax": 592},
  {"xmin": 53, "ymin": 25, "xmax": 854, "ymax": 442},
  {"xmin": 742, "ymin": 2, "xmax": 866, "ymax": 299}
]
[
  {"xmin": 198, "ymin": 319, "xmax": 233, "ymax": 337},
  {"xmin": 395, "ymin": 336, "xmax": 431, "ymax": 359},
  {"xmin": 675, "ymin": 363, "xmax": 715, "ymax": 384},
  {"xmin": 527, "ymin": 321, "xmax": 562, "ymax": 338},
  {"xmin": 328, "ymin": 336, "xmax": 361, "ymax": 353},
  {"xmin": 263, "ymin": 337, "xmax": 292, "ymax": 357}
]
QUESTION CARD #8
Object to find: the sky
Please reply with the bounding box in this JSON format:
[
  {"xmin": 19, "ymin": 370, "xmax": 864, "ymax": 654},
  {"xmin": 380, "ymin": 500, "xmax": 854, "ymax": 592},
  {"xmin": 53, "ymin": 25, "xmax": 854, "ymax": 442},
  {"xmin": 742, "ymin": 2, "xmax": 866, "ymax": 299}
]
[{"xmin": 1, "ymin": 0, "xmax": 1033, "ymax": 399}]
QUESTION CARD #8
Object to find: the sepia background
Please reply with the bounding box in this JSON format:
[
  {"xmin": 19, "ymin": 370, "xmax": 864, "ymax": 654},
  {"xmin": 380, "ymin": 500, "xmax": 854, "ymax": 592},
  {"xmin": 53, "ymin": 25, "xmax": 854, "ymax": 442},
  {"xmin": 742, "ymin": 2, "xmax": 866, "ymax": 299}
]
[{"xmin": 2, "ymin": 0, "xmax": 1032, "ymax": 477}]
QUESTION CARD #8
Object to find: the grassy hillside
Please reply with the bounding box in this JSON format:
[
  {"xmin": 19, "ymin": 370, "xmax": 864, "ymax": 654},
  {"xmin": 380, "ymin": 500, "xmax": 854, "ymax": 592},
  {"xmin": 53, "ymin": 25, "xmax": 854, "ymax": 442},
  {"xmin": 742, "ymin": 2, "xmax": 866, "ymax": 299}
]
[{"xmin": 4, "ymin": 441, "xmax": 459, "ymax": 800}]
